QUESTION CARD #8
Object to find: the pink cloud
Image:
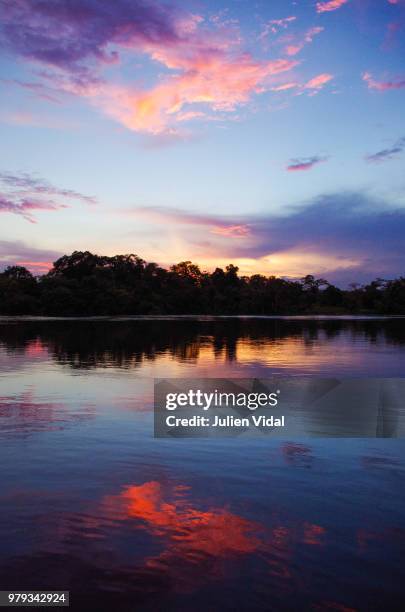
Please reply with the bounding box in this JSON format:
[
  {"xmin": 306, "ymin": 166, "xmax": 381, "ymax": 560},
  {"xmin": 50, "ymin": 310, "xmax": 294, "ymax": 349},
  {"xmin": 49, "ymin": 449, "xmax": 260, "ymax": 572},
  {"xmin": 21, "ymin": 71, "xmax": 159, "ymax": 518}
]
[
  {"xmin": 259, "ymin": 16, "xmax": 297, "ymax": 40},
  {"xmin": 175, "ymin": 110, "xmax": 206, "ymax": 122},
  {"xmin": 316, "ymin": 0, "xmax": 349, "ymax": 13},
  {"xmin": 211, "ymin": 224, "xmax": 251, "ymax": 237},
  {"xmin": 270, "ymin": 73, "xmax": 333, "ymax": 97},
  {"xmin": 284, "ymin": 26, "xmax": 324, "ymax": 56},
  {"xmin": 362, "ymin": 71, "xmax": 405, "ymax": 91},
  {"xmin": 382, "ymin": 19, "xmax": 405, "ymax": 51},
  {"xmin": 102, "ymin": 56, "xmax": 298, "ymax": 134},
  {"xmin": 284, "ymin": 45, "xmax": 301, "ymax": 57},
  {"xmin": 270, "ymin": 82, "xmax": 299, "ymax": 91},
  {"xmin": 30, "ymin": 28, "xmax": 299, "ymax": 135},
  {"xmin": 304, "ymin": 73, "xmax": 334, "ymax": 90},
  {"xmin": 0, "ymin": 0, "xmax": 299, "ymax": 135}
]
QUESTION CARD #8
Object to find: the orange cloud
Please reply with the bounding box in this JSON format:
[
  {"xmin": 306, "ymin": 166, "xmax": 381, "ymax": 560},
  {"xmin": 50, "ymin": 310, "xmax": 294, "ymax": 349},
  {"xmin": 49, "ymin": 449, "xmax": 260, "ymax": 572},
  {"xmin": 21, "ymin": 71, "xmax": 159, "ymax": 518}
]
[
  {"xmin": 194, "ymin": 250, "xmax": 360, "ymax": 279},
  {"xmin": 316, "ymin": 0, "xmax": 349, "ymax": 13}
]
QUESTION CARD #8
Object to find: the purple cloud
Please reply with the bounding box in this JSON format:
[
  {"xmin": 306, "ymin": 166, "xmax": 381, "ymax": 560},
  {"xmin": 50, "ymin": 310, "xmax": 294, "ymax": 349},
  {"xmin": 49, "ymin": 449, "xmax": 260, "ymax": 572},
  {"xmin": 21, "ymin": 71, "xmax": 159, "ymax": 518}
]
[
  {"xmin": 0, "ymin": 172, "xmax": 97, "ymax": 204},
  {"xmin": 0, "ymin": 78, "xmax": 62, "ymax": 104},
  {"xmin": 0, "ymin": 0, "xmax": 181, "ymax": 78},
  {"xmin": 135, "ymin": 193, "xmax": 405, "ymax": 284},
  {"xmin": 0, "ymin": 171, "xmax": 97, "ymax": 222},
  {"xmin": 0, "ymin": 240, "xmax": 62, "ymax": 272},
  {"xmin": 363, "ymin": 71, "xmax": 405, "ymax": 91},
  {"xmin": 286, "ymin": 156, "xmax": 328, "ymax": 171},
  {"xmin": 233, "ymin": 194, "xmax": 405, "ymax": 283},
  {"xmin": 0, "ymin": 195, "xmax": 67, "ymax": 223},
  {"xmin": 365, "ymin": 137, "xmax": 405, "ymax": 163},
  {"xmin": 0, "ymin": 1, "xmax": 299, "ymax": 135},
  {"xmin": 131, "ymin": 207, "xmax": 252, "ymax": 239},
  {"xmin": 132, "ymin": 206, "xmax": 250, "ymax": 234}
]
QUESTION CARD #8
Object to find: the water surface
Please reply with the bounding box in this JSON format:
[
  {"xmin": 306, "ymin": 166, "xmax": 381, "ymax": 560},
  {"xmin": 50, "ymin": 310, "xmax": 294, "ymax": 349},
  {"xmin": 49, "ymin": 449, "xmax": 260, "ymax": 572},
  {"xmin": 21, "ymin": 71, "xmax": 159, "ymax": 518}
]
[{"xmin": 0, "ymin": 318, "xmax": 404, "ymax": 611}]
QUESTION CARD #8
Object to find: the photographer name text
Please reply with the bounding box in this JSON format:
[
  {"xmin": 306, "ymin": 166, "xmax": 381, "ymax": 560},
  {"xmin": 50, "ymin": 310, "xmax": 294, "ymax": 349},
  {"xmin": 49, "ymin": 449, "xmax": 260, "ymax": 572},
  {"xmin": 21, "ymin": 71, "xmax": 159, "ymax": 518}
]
[{"xmin": 165, "ymin": 414, "xmax": 285, "ymax": 428}]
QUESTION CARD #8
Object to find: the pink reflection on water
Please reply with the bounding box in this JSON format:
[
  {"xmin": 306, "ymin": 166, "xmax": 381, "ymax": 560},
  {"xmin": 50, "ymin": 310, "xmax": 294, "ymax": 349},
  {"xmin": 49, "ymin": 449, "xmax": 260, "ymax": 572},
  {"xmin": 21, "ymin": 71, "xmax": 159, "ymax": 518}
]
[
  {"xmin": 102, "ymin": 480, "xmax": 261, "ymax": 555},
  {"xmin": 282, "ymin": 442, "xmax": 313, "ymax": 467},
  {"xmin": 25, "ymin": 339, "xmax": 48, "ymax": 358},
  {"xmin": 303, "ymin": 522, "xmax": 326, "ymax": 546},
  {"xmin": 0, "ymin": 390, "xmax": 95, "ymax": 434},
  {"xmin": 90, "ymin": 480, "xmax": 331, "ymax": 592}
]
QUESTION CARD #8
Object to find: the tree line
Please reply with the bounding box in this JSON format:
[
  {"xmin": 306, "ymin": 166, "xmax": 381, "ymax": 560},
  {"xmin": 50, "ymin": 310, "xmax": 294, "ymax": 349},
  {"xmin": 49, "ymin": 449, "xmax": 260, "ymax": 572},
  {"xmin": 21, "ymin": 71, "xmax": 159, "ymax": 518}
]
[{"xmin": 0, "ymin": 251, "xmax": 404, "ymax": 315}]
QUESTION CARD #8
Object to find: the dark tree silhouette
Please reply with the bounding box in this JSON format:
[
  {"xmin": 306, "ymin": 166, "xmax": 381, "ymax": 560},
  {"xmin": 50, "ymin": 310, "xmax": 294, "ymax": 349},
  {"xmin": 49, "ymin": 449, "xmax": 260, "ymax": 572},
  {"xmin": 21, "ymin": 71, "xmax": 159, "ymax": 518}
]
[{"xmin": 0, "ymin": 250, "xmax": 404, "ymax": 315}]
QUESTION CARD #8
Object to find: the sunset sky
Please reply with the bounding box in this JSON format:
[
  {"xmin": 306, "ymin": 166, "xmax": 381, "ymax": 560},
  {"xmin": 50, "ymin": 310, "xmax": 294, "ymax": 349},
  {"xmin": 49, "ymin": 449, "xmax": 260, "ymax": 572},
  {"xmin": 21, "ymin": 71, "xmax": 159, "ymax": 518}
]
[{"xmin": 1, "ymin": 0, "xmax": 405, "ymax": 285}]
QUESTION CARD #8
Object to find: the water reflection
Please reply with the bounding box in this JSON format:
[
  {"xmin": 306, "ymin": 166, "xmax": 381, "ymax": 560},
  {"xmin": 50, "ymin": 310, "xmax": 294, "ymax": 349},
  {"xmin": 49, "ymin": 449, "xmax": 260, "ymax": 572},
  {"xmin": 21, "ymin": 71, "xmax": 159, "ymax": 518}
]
[
  {"xmin": 102, "ymin": 480, "xmax": 260, "ymax": 557},
  {"xmin": 0, "ymin": 317, "xmax": 405, "ymax": 375},
  {"xmin": 282, "ymin": 442, "xmax": 313, "ymax": 468},
  {"xmin": 1, "ymin": 450, "xmax": 404, "ymax": 610},
  {"xmin": 0, "ymin": 390, "xmax": 94, "ymax": 436},
  {"xmin": 0, "ymin": 318, "xmax": 405, "ymax": 610}
]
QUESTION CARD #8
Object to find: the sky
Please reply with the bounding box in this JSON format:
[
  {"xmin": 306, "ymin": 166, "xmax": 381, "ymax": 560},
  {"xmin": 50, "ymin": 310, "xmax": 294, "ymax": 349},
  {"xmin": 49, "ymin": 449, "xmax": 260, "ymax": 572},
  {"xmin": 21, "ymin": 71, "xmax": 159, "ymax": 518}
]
[{"xmin": 0, "ymin": 0, "xmax": 405, "ymax": 286}]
